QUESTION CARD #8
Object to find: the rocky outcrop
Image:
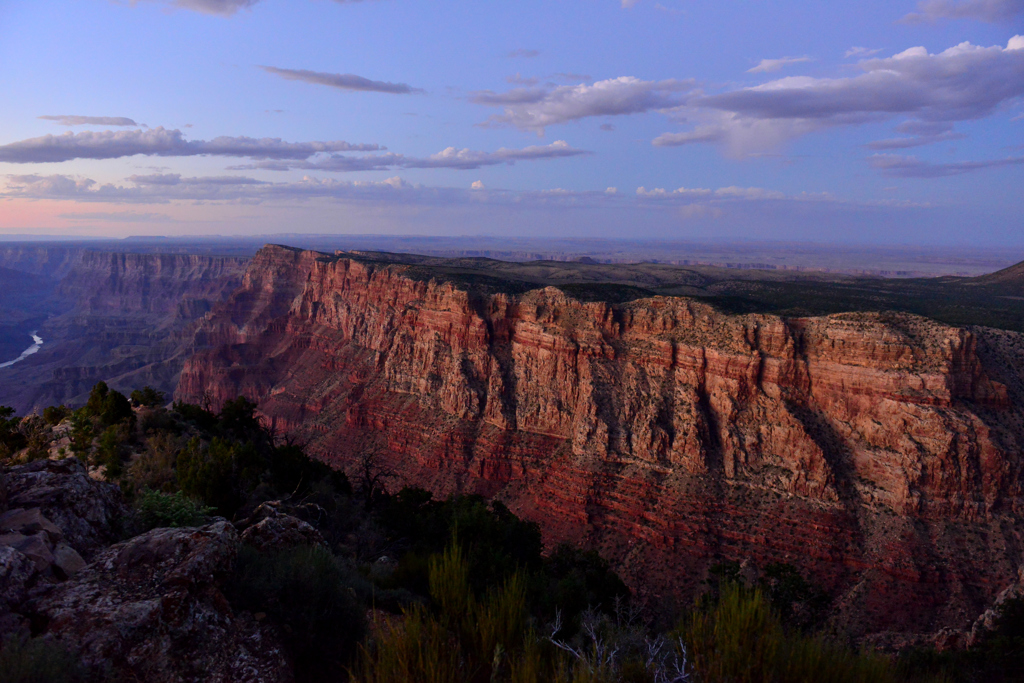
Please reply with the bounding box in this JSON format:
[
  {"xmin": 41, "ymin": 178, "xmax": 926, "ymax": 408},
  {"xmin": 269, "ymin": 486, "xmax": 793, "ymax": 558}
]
[
  {"xmin": 0, "ymin": 457, "xmax": 295, "ymax": 682},
  {"xmin": 237, "ymin": 501, "xmax": 327, "ymax": 553},
  {"xmin": 177, "ymin": 245, "xmax": 1024, "ymax": 638},
  {"xmin": 2, "ymin": 458, "xmax": 129, "ymax": 557},
  {"xmin": 28, "ymin": 521, "xmax": 292, "ymax": 683}
]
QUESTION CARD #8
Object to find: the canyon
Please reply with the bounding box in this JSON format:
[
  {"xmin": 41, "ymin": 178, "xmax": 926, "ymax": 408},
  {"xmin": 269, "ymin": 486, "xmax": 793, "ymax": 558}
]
[
  {"xmin": 0, "ymin": 245, "xmax": 248, "ymax": 412},
  {"xmin": 4, "ymin": 240, "xmax": 1024, "ymax": 643},
  {"xmin": 175, "ymin": 245, "xmax": 1024, "ymax": 641}
]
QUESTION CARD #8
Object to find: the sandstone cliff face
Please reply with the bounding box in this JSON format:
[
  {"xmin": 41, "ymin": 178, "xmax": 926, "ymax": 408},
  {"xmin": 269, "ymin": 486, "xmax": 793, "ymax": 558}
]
[{"xmin": 178, "ymin": 245, "xmax": 1024, "ymax": 638}]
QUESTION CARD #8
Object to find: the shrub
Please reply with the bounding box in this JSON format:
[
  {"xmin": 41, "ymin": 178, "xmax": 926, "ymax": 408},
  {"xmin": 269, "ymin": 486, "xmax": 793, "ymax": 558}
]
[
  {"xmin": 0, "ymin": 633, "xmax": 86, "ymax": 683},
  {"xmin": 0, "ymin": 406, "xmax": 27, "ymax": 458},
  {"xmin": 228, "ymin": 544, "xmax": 367, "ymax": 682},
  {"xmin": 124, "ymin": 433, "xmax": 179, "ymax": 494},
  {"xmin": 97, "ymin": 425, "xmax": 127, "ymax": 479},
  {"xmin": 42, "ymin": 405, "xmax": 69, "ymax": 426},
  {"xmin": 354, "ymin": 543, "xmax": 533, "ymax": 683},
  {"xmin": 679, "ymin": 583, "xmax": 905, "ymax": 683},
  {"xmin": 130, "ymin": 386, "xmax": 165, "ymax": 408},
  {"xmin": 68, "ymin": 410, "xmax": 93, "ymax": 459},
  {"xmin": 135, "ymin": 489, "xmax": 212, "ymax": 529}
]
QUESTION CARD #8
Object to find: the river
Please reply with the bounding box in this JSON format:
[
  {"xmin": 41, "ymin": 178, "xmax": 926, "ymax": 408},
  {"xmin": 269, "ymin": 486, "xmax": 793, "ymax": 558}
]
[{"xmin": 0, "ymin": 331, "xmax": 44, "ymax": 369}]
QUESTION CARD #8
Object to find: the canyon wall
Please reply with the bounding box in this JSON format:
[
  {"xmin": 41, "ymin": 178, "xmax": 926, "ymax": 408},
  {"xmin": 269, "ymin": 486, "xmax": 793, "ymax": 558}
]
[
  {"xmin": 0, "ymin": 248, "xmax": 248, "ymax": 412},
  {"xmin": 178, "ymin": 245, "xmax": 1024, "ymax": 639}
]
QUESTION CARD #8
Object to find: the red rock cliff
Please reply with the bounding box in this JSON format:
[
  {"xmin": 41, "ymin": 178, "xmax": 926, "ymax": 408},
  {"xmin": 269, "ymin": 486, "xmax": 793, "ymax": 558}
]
[{"xmin": 178, "ymin": 245, "xmax": 1024, "ymax": 639}]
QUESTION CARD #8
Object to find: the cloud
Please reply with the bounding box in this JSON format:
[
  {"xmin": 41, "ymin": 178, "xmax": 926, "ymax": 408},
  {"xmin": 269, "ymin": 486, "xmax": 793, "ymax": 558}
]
[
  {"xmin": 259, "ymin": 66, "xmax": 420, "ymax": 94},
  {"xmin": 901, "ymin": 0, "xmax": 1024, "ymax": 23},
  {"xmin": 506, "ymin": 73, "xmax": 539, "ymax": 85},
  {"xmin": 636, "ymin": 185, "xmax": 786, "ymax": 200},
  {"xmin": 845, "ymin": 47, "xmax": 883, "ymax": 58},
  {"xmin": 868, "ymin": 153, "xmax": 1024, "ymax": 177},
  {"xmin": 864, "ymin": 121, "xmax": 967, "ymax": 149},
  {"xmin": 407, "ymin": 141, "xmax": 590, "ymax": 169},
  {"xmin": 233, "ymin": 140, "xmax": 591, "ymax": 172},
  {"xmin": 656, "ymin": 36, "xmax": 1024, "ymax": 156},
  {"xmin": 59, "ymin": 211, "xmax": 180, "ymax": 223},
  {"xmin": 39, "ymin": 115, "xmax": 138, "ymax": 127},
  {"xmin": 508, "ymin": 49, "xmax": 540, "ymax": 58},
  {"xmin": 747, "ymin": 56, "xmax": 813, "ymax": 73},
  {"xmin": 130, "ymin": 0, "xmax": 261, "ymax": 16},
  {"xmin": 3, "ymin": 173, "xmax": 413, "ymax": 204},
  {"xmin": 472, "ymin": 77, "xmax": 694, "ymax": 133},
  {"xmin": 3, "ymin": 172, "xmax": 824, "ymax": 213},
  {"xmin": 0, "ymin": 127, "xmax": 381, "ymax": 163}
]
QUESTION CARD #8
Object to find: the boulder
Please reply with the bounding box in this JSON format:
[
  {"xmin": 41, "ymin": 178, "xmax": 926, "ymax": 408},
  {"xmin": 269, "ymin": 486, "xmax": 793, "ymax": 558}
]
[
  {"xmin": 238, "ymin": 502, "xmax": 326, "ymax": 553},
  {"xmin": 3, "ymin": 457, "xmax": 130, "ymax": 557},
  {"xmin": 28, "ymin": 520, "xmax": 292, "ymax": 683}
]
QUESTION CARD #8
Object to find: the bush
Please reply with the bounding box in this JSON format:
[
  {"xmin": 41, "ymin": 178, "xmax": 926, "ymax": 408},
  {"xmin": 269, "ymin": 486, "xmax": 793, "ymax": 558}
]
[
  {"xmin": 228, "ymin": 544, "xmax": 367, "ymax": 682},
  {"xmin": 0, "ymin": 406, "xmax": 27, "ymax": 458},
  {"xmin": 42, "ymin": 405, "xmax": 69, "ymax": 426},
  {"xmin": 130, "ymin": 386, "xmax": 165, "ymax": 408},
  {"xmin": 679, "ymin": 583, "xmax": 907, "ymax": 683},
  {"xmin": 135, "ymin": 489, "xmax": 212, "ymax": 529},
  {"xmin": 354, "ymin": 543, "xmax": 533, "ymax": 683},
  {"xmin": 0, "ymin": 633, "xmax": 85, "ymax": 683}
]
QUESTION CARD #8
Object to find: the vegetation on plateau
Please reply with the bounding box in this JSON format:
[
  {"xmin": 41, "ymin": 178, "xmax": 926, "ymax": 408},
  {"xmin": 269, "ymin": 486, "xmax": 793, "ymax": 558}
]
[{"xmin": 1, "ymin": 383, "xmax": 1023, "ymax": 681}]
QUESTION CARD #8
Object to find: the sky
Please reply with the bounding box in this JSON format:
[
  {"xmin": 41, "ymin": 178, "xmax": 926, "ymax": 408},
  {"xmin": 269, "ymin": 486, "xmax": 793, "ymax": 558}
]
[{"xmin": 0, "ymin": 0, "xmax": 1021, "ymax": 245}]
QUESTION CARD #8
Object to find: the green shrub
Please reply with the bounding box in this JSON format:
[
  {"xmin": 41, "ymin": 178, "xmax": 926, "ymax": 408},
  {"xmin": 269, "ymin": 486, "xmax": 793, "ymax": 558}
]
[
  {"xmin": 229, "ymin": 544, "xmax": 367, "ymax": 682},
  {"xmin": 130, "ymin": 386, "xmax": 165, "ymax": 408},
  {"xmin": 0, "ymin": 406, "xmax": 27, "ymax": 458},
  {"xmin": 354, "ymin": 543, "xmax": 534, "ymax": 683},
  {"xmin": 68, "ymin": 410, "xmax": 93, "ymax": 459},
  {"xmin": 42, "ymin": 405, "xmax": 69, "ymax": 426},
  {"xmin": 679, "ymin": 583, "xmax": 910, "ymax": 683},
  {"xmin": 0, "ymin": 633, "xmax": 85, "ymax": 683},
  {"xmin": 136, "ymin": 489, "xmax": 212, "ymax": 529}
]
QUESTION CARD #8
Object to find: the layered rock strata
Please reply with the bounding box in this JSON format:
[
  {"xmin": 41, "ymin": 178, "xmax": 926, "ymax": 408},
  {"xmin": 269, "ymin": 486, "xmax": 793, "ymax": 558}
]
[
  {"xmin": 178, "ymin": 245, "xmax": 1024, "ymax": 638},
  {"xmin": 0, "ymin": 250, "xmax": 248, "ymax": 412}
]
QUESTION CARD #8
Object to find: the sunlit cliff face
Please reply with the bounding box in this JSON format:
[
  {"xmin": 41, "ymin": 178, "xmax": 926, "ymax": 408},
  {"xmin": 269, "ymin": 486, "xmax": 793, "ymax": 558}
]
[{"xmin": 175, "ymin": 245, "xmax": 1024, "ymax": 637}]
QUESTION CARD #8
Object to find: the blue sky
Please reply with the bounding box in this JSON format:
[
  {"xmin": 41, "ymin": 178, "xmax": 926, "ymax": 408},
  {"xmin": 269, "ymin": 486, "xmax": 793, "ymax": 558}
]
[{"xmin": 0, "ymin": 0, "xmax": 1021, "ymax": 244}]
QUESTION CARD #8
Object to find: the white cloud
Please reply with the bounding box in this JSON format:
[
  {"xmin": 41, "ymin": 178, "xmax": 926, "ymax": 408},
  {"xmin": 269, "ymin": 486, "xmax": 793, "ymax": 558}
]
[
  {"xmin": 259, "ymin": 66, "xmax": 420, "ymax": 94},
  {"xmin": 472, "ymin": 77, "xmax": 694, "ymax": 133},
  {"xmin": 409, "ymin": 141, "xmax": 590, "ymax": 169},
  {"xmin": 471, "ymin": 180, "xmax": 485, "ymax": 190},
  {"xmin": 901, "ymin": 0, "xmax": 1024, "ymax": 23},
  {"xmin": 232, "ymin": 141, "xmax": 591, "ymax": 173},
  {"xmin": 655, "ymin": 36, "xmax": 1024, "ymax": 157},
  {"xmin": 38, "ymin": 115, "xmax": 138, "ymax": 127},
  {"xmin": 0, "ymin": 128, "xmax": 381, "ymax": 163},
  {"xmin": 747, "ymin": 56, "xmax": 813, "ymax": 74},
  {"xmin": 636, "ymin": 185, "xmax": 785, "ymax": 200}
]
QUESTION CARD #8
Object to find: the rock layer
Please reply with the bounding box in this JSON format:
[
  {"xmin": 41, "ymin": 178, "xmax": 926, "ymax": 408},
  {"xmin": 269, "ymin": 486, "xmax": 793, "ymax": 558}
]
[
  {"xmin": 0, "ymin": 249, "xmax": 248, "ymax": 412},
  {"xmin": 178, "ymin": 245, "xmax": 1024, "ymax": 638}
]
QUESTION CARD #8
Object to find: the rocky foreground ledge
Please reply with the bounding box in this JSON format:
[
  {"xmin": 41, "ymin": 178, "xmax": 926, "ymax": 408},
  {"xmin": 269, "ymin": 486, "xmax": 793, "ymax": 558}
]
[{"xmin": 0, "ymin": 458, "xmax": 327, "ymax": 682}]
